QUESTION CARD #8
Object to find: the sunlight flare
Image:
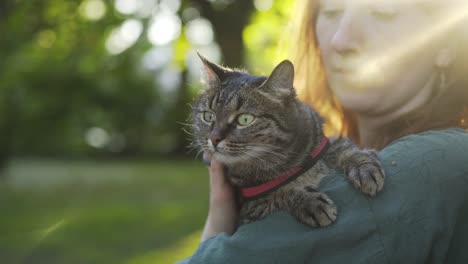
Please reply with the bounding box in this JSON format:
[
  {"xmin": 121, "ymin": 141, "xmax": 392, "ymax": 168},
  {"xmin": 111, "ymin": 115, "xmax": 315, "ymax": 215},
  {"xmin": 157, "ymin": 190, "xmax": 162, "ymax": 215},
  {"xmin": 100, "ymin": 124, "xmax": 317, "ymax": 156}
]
[
  {"xmin": 356, "ymin": 2, "xmax": 468, "ymax": 85},
  {"xmin": 39, "ymin": 219, "xmax": 67, "ymax": 240}
]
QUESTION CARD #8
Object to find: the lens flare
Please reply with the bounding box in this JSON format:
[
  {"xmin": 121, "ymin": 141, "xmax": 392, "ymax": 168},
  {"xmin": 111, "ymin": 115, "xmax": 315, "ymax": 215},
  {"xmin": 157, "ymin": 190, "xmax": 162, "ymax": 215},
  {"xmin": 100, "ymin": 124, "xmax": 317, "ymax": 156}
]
[{"xmin": 356, "ymin": 2, "xmax": 468, "ymax": 83}]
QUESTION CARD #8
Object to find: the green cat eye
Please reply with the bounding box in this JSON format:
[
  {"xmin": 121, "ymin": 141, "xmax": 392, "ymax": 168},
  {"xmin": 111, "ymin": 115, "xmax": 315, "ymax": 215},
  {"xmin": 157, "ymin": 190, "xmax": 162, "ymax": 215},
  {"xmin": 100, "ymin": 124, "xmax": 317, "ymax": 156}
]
[
  {"xmin": 202, "ymin": 111, "xmax": 215, "ymax": 123},
  {"xmin": 237, "ymin": 114, "xmax": 255, "ymax": 126}
]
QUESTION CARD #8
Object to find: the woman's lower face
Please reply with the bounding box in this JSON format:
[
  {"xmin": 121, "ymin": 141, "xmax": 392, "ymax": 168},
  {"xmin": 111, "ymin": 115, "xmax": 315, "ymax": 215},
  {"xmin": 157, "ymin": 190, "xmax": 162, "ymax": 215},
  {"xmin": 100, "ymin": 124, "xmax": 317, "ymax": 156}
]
[{"xmin": 315, "ymin": 0, "xmax": 455, "ymax": 118}]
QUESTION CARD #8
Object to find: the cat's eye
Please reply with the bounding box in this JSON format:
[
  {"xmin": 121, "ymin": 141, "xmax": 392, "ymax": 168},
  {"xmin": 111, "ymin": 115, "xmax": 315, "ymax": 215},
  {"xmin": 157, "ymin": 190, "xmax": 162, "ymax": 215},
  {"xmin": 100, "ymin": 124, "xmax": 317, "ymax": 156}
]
[
  {"xmin": 237, "ymin": 114, "xmax": 255, "ymax": 126},
  {"xmin": 202, "ymin": 111, "xmax": 216, "ymax": 123}
]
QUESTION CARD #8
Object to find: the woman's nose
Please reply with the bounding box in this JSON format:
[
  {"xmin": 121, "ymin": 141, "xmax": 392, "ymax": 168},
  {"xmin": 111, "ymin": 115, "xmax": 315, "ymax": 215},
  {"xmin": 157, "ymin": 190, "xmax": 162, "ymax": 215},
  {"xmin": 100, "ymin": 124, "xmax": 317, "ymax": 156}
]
[{"xmin": 331, "ymin": 13, "xmax": 362, "ymax": 55}]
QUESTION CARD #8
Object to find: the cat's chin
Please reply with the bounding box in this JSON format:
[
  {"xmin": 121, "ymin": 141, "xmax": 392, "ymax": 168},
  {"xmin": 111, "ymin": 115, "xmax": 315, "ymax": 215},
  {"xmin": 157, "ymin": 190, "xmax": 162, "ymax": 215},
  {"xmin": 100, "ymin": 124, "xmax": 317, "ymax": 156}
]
[{"xmin": 212, "ymin": 152, "xmax": 245, "ymax": 165}]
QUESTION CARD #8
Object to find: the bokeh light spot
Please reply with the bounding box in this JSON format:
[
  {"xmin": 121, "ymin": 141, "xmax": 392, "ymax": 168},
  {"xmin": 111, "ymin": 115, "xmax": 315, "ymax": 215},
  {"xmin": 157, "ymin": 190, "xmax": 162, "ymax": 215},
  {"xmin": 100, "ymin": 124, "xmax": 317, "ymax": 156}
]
[
  {"xmin": 114, "ymin": 0, "xmax": 139, "ymax": 15},
  {"xmin": 105, "ymin": 19, "xmax": 143, "ymax": 55},
  {"xmin": 160, "ymin": 0, "xmax": 181, "ymax": 14},
  {"xmin": 147, "ymin": 12, "xmax": 182, "ymax": 46},
  {"xmin": 142, "ymin": 46, "xmax": 174, "ymax": 70},
  {"xmin": 37, "ymin": 30, "xmax": 57, "ymax": 48},
  {"xmin": 79, "ymin": 0, "xmax": 107, "ymax": 21},
  {"xmin": 85, "ymin": 127, "xmax": 110, "ymax": 148},
  {"xmin": 157, "ymin": 67, "xmax": 182, "ymax": 93},
  {"xmin": 181, "ymin": 7, "xmax": 201, "ymax": 22},
  {"xmin": 115, "ymin": 0, "xmax": 155, "ymax": 17},
  {"xmin": 254, "ymin": 0, "xmax": 273, "ymax": 12},
  {"xmin": 185, "ymin": 18, "xmax": 214, "ymax": 46},
  {"xmin": 120, "ymin": 19, "xmax": 143, "ymax": 43}
]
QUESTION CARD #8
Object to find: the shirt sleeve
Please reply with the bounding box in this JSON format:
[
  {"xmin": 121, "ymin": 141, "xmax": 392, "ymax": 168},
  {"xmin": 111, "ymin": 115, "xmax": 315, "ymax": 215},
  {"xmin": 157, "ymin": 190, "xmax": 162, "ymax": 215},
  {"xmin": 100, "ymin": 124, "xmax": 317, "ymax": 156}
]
[{"xmin": 179, "ymin": 128, "xmax": 468, "ymax": 264}]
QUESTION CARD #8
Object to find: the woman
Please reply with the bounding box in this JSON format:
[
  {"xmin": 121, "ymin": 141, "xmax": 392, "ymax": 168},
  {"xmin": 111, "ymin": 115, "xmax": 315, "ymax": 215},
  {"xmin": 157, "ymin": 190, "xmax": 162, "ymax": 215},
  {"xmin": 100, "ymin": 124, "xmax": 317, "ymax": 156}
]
[{"xmin": 181, "ymin": 1, "xmax": 468, "ymax": 263}]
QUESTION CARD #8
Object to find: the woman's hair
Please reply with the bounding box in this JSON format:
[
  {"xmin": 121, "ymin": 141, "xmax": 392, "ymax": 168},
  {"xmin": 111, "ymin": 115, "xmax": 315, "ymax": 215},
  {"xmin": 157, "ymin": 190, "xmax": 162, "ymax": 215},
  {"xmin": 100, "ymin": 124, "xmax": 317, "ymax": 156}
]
[{"xmin": 291, "ymin": 0, "xmax": 468, "ymax": 149}]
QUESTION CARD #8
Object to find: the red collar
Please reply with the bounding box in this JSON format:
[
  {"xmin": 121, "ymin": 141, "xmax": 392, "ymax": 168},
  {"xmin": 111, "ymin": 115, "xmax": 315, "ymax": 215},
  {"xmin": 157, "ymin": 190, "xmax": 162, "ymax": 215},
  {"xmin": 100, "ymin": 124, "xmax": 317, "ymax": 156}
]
[{"xmin": 240, "ymin": 136, "xmax": 329, "ymax": 199}]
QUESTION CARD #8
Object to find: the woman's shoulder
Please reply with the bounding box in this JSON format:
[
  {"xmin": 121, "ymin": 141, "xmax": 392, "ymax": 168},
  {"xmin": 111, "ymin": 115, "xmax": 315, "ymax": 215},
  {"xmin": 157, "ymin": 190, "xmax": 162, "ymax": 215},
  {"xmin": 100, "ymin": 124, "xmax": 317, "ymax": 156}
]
[
  {"xmin": 375, "ymin": 127, "xmax": 468, "ymax": 211},
  {"xmin": 367, "ymin": 128, "xmax": 468, "ymax": 263},
  {"xmin": 379, "ymin": 128, "xmax": 468, "ymax": 181},
  {"xmin": 383, "ymin": 127, "xmax": 468, "ymax": 158}
]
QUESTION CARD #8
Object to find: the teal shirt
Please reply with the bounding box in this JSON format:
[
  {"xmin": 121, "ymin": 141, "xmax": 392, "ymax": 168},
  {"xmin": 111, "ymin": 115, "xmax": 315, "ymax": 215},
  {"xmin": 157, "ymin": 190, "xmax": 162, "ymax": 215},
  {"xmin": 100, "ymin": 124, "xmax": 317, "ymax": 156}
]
[{"xmin": 180, "ymin": 128, "xmax": 468, "ymax": 264}]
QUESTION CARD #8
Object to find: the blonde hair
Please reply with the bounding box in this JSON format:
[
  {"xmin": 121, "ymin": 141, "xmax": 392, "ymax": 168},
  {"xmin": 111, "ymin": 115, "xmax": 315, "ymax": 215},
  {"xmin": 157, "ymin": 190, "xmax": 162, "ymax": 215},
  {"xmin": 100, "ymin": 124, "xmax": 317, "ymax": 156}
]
[{"xmin": 291, "ymin": 0, "xmax": 358, "ymax": 141}]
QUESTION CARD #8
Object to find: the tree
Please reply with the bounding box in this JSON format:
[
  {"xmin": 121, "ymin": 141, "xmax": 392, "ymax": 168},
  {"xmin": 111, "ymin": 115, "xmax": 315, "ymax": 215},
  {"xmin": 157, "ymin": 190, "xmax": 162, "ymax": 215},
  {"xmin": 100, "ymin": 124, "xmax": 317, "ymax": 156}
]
[{"xmin": 0, "ymin": 0, "xmax": 271, "ymax": 161}]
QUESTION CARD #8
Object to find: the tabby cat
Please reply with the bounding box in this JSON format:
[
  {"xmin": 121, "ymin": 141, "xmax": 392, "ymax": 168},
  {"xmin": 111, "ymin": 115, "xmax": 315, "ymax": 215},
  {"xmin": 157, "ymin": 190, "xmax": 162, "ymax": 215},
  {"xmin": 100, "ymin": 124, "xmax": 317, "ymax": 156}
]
[{"xmin": 191, "ymin": 54, "xmax": 385, "ymax": 227}]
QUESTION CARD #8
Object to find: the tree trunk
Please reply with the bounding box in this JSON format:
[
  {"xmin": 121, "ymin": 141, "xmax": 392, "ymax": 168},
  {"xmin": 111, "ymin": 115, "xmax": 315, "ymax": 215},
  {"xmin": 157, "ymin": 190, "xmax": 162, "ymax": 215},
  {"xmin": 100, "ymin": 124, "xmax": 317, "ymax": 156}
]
[
  {"xmin": 192, "ymin": 0, "xmax": 255, "ymax": 67},
  {"xmin": 171, "ymin": 1, "xmax": 255, "ymax": 156}
]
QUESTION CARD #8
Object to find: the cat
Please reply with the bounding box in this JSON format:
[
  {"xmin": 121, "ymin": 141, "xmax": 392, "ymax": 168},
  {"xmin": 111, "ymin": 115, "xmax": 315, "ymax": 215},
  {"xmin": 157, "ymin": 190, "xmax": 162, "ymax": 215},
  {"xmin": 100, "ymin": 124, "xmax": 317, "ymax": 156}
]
[{"xmin": 191, "ymin": 53, "xmax": 385, "ymax": 227}]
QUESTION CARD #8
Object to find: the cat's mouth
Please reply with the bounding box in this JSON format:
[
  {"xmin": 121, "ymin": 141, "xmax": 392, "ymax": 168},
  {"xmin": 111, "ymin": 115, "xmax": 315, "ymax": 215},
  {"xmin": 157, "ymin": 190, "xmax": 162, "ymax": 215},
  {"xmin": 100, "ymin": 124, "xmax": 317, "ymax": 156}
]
[
  {"xmin": 212, "ymin": 151, "xmax": 246, "ymax": 165},
  {"xmin": 208, "ymin": 141, "xmax": 250, "ymax": 165}
]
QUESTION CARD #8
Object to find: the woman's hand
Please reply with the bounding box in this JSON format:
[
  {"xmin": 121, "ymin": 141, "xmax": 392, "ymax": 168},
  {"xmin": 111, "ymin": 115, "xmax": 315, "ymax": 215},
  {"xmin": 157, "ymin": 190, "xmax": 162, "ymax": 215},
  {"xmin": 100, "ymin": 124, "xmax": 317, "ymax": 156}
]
[{"xmin": 201, "ymin": 159, "xmax": 239, "ymax": 242}]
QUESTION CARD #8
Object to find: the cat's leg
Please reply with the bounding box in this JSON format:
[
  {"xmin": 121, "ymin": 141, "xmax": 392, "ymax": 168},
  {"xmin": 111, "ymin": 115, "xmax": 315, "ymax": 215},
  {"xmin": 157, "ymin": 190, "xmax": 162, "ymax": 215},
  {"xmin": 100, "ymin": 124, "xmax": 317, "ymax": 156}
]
[
  {"xmin": 325, "ymin": 138, "xmax": 385, "ymax": 196},
  {"xmin": 238, "ymin": 198, "xmax": 273, "ymax": 225},
  {"xmin": 287, "ymin": 186, "xmax": 337, "ymax": 227},
  {"xmin": 238, "ymin": 186, "xmax": 337, "ymax": 227}
]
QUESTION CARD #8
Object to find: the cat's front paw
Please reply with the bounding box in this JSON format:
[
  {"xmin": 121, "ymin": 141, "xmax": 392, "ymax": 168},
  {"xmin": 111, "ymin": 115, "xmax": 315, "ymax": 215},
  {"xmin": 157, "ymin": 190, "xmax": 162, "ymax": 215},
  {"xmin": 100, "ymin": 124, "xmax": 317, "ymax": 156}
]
[
  {"xmin": 347, "ymin": 162, "xmax": 385, "ymax": 196},
  {"xmin": 294, "ymin": 192, "xmax": 337, "ymax": 227}
]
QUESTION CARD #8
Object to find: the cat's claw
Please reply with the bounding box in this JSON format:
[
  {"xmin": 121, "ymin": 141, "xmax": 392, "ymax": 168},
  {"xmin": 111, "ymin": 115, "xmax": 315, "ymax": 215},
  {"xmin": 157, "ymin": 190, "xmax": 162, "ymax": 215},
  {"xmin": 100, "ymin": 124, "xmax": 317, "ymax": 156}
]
[
  {"xmin": 301, "ymin": 192, "xmax": 337, "ymax": 227},
  {"xmin": 347, "ymin": 163, "xmax": 385, "ymax": 196}
]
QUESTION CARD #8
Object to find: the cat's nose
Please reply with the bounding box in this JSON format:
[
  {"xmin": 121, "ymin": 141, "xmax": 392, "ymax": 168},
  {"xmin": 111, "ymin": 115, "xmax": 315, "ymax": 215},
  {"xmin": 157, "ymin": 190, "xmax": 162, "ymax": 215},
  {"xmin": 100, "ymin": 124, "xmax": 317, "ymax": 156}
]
[
  {"xmin": 210, "ymin": 129, "xmax": 225, "ymax": 147},
  {"xmin": 210, "ymin": 134, "xmax": 223, "ymax": 147}
]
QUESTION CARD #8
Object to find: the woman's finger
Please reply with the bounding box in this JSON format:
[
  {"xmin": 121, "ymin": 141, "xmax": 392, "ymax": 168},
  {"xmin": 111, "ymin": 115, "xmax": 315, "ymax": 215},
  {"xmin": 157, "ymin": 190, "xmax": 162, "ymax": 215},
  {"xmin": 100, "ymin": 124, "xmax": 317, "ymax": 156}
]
[{"xmin": 209, "ymin": 159, "xmax": 227, "ymax": 186}]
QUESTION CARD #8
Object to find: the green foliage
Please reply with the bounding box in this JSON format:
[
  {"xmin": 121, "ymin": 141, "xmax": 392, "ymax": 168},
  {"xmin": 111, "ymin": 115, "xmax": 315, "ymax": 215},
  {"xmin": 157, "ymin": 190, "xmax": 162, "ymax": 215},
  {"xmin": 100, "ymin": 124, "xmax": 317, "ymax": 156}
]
[
  {"xmin": 243, "ymin": 0, "xmax": 294, "ymax": 74},
  {"xmin": 0, "ymin": 0, "xmax": 157, "ymax": 158},
  {"xmin": 0, "ymin": 0, "xmax": 296, "ymax": 160}
]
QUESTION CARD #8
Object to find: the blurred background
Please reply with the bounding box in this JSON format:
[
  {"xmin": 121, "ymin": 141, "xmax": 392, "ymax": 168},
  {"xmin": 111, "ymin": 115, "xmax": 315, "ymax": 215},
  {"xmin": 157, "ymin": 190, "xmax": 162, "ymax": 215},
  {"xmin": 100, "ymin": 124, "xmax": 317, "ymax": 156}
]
[{"xmin": 0, "ymin": 0, "xmax": 294, "ymax": 263}]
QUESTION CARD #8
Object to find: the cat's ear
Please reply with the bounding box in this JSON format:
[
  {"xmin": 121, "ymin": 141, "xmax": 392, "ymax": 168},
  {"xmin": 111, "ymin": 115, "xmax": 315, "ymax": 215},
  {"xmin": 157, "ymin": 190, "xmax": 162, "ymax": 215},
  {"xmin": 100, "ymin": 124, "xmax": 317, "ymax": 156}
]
[
  {"xmin": 197, "ymin": 52, "xmax": 229, "ymax": 87},
  {"xmin": 260, "ymin": 60, "xmax": 296, "ymax": 99}
]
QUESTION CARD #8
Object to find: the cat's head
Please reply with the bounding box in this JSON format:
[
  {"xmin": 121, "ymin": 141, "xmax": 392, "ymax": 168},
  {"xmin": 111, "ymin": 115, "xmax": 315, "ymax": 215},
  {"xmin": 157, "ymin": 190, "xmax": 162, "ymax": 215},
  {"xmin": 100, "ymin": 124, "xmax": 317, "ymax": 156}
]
[{"xmin": 192, "ymin": 53, "xmax": 300, "ymax": 166}]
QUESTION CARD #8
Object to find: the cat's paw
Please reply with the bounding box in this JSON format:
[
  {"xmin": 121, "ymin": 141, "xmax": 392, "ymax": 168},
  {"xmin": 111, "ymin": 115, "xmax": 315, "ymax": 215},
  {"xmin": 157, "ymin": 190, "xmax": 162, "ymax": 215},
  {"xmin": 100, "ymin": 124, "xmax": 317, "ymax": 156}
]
[
  {"xmin": 239, "ymin": 216, "xmax": 254, "ymax": 226},
  {"xmin": 296, "ymin": 192, "xmax": 337, "ymax": 227},
  {"xmin": 346, "ymin": 162, "xmax": 385, "ymax": 196}
]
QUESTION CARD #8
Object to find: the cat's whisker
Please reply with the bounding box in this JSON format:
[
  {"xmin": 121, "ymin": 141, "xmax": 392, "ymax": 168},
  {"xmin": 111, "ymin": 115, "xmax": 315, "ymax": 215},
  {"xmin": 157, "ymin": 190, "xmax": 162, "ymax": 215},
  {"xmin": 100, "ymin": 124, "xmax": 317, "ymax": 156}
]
[
  {"xmin": 178, "ymin": 121, "xmax": 196, "ymax": 128},
  {"xmin": 238, "ymin": 150, "xmax": 283, "ymax": 176},
  {"xmin": 186, "ymin": 144, "xmax": 200, "ymax": 152},
  {"xmin": 189, "ymin": 141, "xmax": 207, "ymax": 149},
  {"xmin": 226, "ymin": 145, "xmax": 288, "ymax": 165},
  {"xmin": 242, "ymin": 146, "xmax": 289, "ymax": 160},
  {"xmin": 194, "ymin": 146, "xmax": 208, "ymax": 159},
  {"xmin": 185, "ymin": 138, "xmax": 196, "ymax": 143},
  {"xmin": 187, "ymin": 140, "xmax": 208, "ymax": 156},
  {"xmin": 185, "ymin": 145, "xmax": 201, "ymax": 154},
  {"xmin": 233, "ymin": 148, "xmax": 283, "ymax": 169},
  {"xmin": 237, "ymin": 149, "xmax": 266, "ymax": 164},
  {"xmin": 182, "ymin": 128, "xmax": 195, "ymax": 137},
  {"xmin": 187, "ymin": 140, "xmax": 203, "ymax": 147},
  {"xmin": 228, "ymin": 142, "xmax": 297, "ymax": 154},
  {"xmin": 226, "ymin": 142, "xmax": 279, "ymax": 150},
  {"xmin": 249, "ymin": 151, "xmax": 290, "ymax": 173}
]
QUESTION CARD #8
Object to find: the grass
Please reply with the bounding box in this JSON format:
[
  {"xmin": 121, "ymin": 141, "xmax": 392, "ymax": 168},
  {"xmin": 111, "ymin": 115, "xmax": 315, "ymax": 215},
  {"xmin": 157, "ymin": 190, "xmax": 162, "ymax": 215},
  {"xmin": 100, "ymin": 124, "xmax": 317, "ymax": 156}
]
[{"xmin": 0, "ymin": 159, "xmax": 209, "ymax": 264}]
